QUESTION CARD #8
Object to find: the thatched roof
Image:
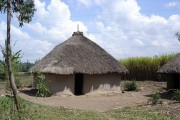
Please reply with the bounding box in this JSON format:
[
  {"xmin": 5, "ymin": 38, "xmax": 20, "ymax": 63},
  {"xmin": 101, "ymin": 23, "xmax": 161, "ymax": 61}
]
[
  {"xmin": 31, "ymin": 31, "xmax": 128, "ymax": 74},
  {"xmin": 158, "ymin": 53, "xmax": 180, "ymax": 74}
]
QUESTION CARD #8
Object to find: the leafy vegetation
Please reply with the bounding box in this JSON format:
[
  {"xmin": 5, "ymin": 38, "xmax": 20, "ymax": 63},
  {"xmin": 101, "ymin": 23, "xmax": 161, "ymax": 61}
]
[
  {"xmin": 173, "ymin": 90, "xmax": 180, "ymax": 102},
  {"xmin": 148, "ymin": 92, "xmax": 162, "ymax": 105},
  {"xmin": 123, "ymin": 80, "xmax": 137, "ymax": 91},
  {"xmin": 0, "ymin": 43, "xmax": 33, "ymax": 91},
  {"xmin": 0, "ymin": 60, "xmax": 4, "ymax": 73},
  {"xmin": 176, "ymin": 32, "xmax": 180, "ymax": 41},
  {"xmin": 0, "ymin": 60, "xmax": 34, "ymax": 74},
  {"xmin": 0, "ymin": 73, "xmax": 5, "ymax": 82},
  {"xmin": 16, "ymin": 61, "xmax": 34, "ymax": 72},
  {"xmin": 0, "ymin": 61, "xmax": 34, "ymax": 82},
  {"xmin": 15, "ymin": 72, "xmax": 33, "ymax": 87},
  {"xmin": 15, "ymin": 79, "xmax": 23, "ymax": 88},
  {"xmin": 120, "ymin": 53, "xmax": 175, "ymax": 80},
  {"xmin": 36, "ymin": 73, "xmax": 51, "ymax": 97}
]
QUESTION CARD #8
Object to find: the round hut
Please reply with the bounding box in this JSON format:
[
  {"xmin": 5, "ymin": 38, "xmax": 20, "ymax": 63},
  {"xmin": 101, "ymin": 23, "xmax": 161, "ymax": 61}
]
[
  {"xmin": 158, "ymin": 53, "xmax": 180, "ymax": 90},
  {"xmin": 31, "ymin": 31, "xmax": 128, "ymax": 95}
]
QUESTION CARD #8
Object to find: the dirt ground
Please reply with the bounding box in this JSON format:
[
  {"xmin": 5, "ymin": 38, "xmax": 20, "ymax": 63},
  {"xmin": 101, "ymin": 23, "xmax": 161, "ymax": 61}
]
[{"xmin": 18, "ymin": 81, "xmax": 177, "ymax": 113}]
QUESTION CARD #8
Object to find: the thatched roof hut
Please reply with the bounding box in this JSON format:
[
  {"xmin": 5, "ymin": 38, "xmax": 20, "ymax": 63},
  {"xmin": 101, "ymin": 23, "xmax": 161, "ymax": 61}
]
[
  {"xmin": 31, "ymin": 31, "xmax": 127, "ymax": 74},
  {"xmin": 158, "ymin": 53, "xmax": 180, "ymax": 89},
  {"xmin": 158, "ymin": 53, "xmax": 180, "ymax": 74},
  {"xmin": 31, "ymin": 31, "xmax": 128, "ymax": 95}
]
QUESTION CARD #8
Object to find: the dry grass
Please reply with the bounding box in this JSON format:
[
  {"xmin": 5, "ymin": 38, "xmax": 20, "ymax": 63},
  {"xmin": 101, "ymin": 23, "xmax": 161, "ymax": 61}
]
[{"xmin": 120, "ymin": 53, "xmax": 175, "ymax": 80}]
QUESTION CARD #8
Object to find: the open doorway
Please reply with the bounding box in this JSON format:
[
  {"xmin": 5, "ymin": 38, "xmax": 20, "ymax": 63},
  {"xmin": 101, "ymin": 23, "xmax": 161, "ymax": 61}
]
[
  {"xmin": 74, "ymin": 73, "xmax": 83, "ymax": 95},
  {"xmin": 174, "ymin": 74, "xmax": 180, "ymax": 89}
]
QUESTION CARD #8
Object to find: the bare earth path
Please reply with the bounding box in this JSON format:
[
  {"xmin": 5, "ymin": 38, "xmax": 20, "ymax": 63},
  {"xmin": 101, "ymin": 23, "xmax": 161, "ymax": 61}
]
[{"xmin": 19, "ymin": 81, "xmax": 166, "ymax": 112}]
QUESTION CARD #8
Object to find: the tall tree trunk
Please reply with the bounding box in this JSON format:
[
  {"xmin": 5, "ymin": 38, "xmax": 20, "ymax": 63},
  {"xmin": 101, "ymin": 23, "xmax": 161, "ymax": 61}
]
[{"xmin": 7, "ymin": 0, "xmax": 19, "ymax": 111}]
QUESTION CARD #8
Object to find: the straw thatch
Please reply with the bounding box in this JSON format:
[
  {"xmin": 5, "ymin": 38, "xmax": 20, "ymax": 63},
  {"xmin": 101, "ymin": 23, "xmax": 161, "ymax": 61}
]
[
  {"xmin": 31, "ymin": 32, "xmax": 128, "ymax": 74},
  {"xmin": 158, "ymin": 53, "xmax": 180, "ymax": 73}
]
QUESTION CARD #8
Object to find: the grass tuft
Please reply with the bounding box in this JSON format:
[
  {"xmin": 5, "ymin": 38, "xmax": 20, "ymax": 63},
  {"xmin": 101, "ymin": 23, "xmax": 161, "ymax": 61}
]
[{"xmin": 123, "ymin": 80, "xmax": 137, "ymax": 91}]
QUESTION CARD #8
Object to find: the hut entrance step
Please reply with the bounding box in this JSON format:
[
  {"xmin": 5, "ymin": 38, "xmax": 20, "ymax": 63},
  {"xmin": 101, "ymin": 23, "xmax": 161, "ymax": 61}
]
[{"xmin": 75, "ymin": 73, "xmax": 83, "ymax": 95}]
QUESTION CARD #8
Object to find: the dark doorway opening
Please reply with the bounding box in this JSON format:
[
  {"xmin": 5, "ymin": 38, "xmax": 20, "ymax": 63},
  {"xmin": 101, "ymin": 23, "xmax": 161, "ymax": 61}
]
[
  {"xmin": 174, "ymin": 74, "xmax": 180, "ymax": 89},
  {"xmin": 75, "ymin": 73, "xmax": 83, "ymax": 95}
]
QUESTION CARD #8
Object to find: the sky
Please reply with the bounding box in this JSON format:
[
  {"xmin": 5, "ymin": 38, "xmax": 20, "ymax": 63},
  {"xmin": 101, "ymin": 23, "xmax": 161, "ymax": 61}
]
[{"xmin": 0, "ymin": 0, "xmax": 180, "ymax": 63}]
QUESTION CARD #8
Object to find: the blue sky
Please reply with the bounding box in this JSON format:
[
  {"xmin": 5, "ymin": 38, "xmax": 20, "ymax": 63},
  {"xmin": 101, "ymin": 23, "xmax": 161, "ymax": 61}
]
[{"xmin": 0, "ymin": 0, "xmax": 180, "ymax": 62}]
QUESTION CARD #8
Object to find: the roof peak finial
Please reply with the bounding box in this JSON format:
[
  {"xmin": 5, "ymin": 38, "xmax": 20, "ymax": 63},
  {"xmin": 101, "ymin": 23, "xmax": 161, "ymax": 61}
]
[
  {"xmin": 77, "ymin": 24, "xmax": 79, "ymax": 32},
  {"xmin": 72, "ymin": 24, "xmax": 83, "ymax": 36}
]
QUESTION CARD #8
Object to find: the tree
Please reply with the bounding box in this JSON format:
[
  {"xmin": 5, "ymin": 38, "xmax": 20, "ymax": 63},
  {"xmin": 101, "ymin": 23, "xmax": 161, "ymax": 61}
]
[
  {"xmin": 21, "ymin": 61, "xmax": 34, "ymax": 72},
  {"xmin": 1, "ymin": 42, "xmax": 22, "ymax": 80},
  {"xmin": 0, "ymin": 0, "xmax": 36, "ymax": 110},
  {"xmin": 175, "ymin": 32, "xmax": 180, "ymax": 41}
]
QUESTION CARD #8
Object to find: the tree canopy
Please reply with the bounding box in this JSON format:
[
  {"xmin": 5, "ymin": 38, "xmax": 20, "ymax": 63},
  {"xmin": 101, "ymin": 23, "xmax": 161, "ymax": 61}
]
[
  {"xmin": 176, "ymin": 32, "xmax": 180, "ymax": 41},
  {"xmin": 0, "ymin": 0, "xmax": 36, "ymax": 26}
]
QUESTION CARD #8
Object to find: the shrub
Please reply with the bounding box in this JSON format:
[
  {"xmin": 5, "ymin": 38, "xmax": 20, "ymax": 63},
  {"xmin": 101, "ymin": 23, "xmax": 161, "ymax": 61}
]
[
  {"xmin": 173, "ymin": 90, "xmax": 180, "ymax": 102},
  {"xmin": 123, "ymin": 80, "xmax": 137, "ymax": 91},
  {"xmin": 0, "ymin": 73, "xmax": 5, "ymax": 82},
  {"xmin": 15, "ymin": 79, "xmax": 22, "ymax": 88},
  {"xmin": 148, "ymin": 92, "xmax": 162, "ymax": 105},
  {"xmin": 36, "ymin": 73, "xmax": 51, "ymax": 97}
]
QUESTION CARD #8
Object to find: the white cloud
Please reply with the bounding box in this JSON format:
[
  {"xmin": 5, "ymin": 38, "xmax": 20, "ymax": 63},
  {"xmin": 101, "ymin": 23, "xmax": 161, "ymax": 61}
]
[
  {"xmin": 0, "ymin": 22, "xmax": 54, "ymax": 62},
  {"xmin": 34, "ymin": 0, "xmax": 48, "ymax": 16},
  {"xmin": 0, "ymin": 22, "xmax": 6, "ymax": 60},
  {"xmin": 26, "ymin": 22, "xmax": 47, "ymax": 34},
  {"xmin": 84, "ymin": 0, "xmax": 180, "ymax": 58},
  {"xmin": 0, "ymin": 0, "xmax": 88, "ymax": 62},
  {"xmin": 165, "ymin": 1, "xmax": 177, "ymax": 8},
  {"xmin": 1, "ymin": 0, "xmax": 180, "ymax": 62},
  {"xmin": 77, "ymin": 0, "xmax": 93, "ymax": 7},
  {"xmin": 134, "ymin": 39, "xmax": 144, "ymax": 46}
]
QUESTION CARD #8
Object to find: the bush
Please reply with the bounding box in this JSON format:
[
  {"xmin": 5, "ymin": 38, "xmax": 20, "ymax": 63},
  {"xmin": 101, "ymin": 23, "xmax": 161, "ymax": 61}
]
[
  {"xmin": 0, "ymin": 73, "xmax": 5, "ymax": 82},
  {"xmin": 148, "ymin": 92, "xmax": 162, "ymax": 105},
  {"xmin": 123, "ymin": 80, "xmax": 137, "ymax": 91},
  {"xmin": 173, "ymin": 90, "xmax": 180, "ymax": 102},
  {"xmin": 15, "ymin": 79, "xmax": 22, "ymax": 88},
  {"xmin": 36, "ymin": 73, "xmax": 51, "ymax": 97}
]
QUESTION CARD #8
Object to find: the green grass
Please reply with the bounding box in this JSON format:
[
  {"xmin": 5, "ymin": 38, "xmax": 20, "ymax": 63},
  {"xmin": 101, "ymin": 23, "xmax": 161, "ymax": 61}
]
[
  {"xmin": 0, "ymin": 97, "xmax": 179, "ymax": 120},
  {"xmin": 15, "ymin": 72, "xmax": 33, "ymax": 87},
  {"xmin": 0, "ymin": 97, "xmax": 106, "ymax": 120},
  {"xmin": 109, "ymin": 106, "xmax": 180, "ymax": 120}
]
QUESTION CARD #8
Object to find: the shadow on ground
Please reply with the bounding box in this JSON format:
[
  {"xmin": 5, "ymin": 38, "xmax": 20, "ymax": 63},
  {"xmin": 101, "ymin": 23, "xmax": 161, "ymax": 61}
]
[
  {"xmin": 144, "ymin": 90, "xmax": 177, "ymax": 101},
  {"xmin": 20, "ymin": 88, "xmax": 38, "ymax": 97}
]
